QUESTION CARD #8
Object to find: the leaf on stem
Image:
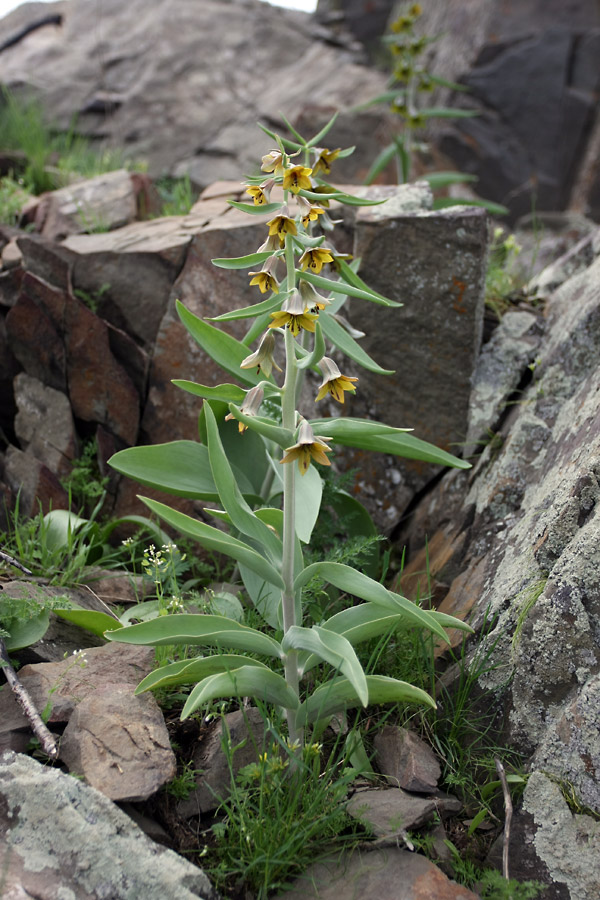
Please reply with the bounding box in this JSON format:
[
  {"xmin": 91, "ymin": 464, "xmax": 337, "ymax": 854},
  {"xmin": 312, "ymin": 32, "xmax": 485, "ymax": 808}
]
[
  {"xmin": 176, "ymin": 301, "xmax": 262, "ymax": 386},
  {"xmin": 134, "ymin": 654, "xmax": 271, "ymax": 694},
  {"xmin": 211, "ymin": 250, "xmax": 280, "ymax": 270},
  {"xmin": 182, "ymin": 665, "xmax": 299, "ymax": 718},
  {"xmin": 296, "ymin": 674, "xmax": 435, "ymax": 726}
]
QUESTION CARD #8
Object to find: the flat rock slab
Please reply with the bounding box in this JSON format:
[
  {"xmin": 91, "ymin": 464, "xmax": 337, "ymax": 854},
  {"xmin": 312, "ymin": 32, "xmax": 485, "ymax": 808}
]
[
  {"xmin": 59, "ymin": 681, "xmax": 176, "ymax": 802},
  {"xmin": 347, "ymin": 788, "xmax": 461, "ymax": 839},
  {"xmin": 0, "ymin": 750, "xmax": 217, "ymax": 900},
  {"xmin": 275, "ymin": 846, "xmax": 479, "ymax": 900}
]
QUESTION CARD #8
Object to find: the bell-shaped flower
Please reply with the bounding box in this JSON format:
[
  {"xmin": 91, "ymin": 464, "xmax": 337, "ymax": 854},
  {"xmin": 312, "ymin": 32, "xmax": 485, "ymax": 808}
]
[
  {"xmin": 261, "ymin": 149, "xmax": 285, "ymax": 176},
  {"xmin": 298, "ymin": 247, "xmax": 334, "ymax": 274},
  {"xmin": 268, "ymin": 290, "xmax": 318, "ymax": 337},
  {"xmin": 315, "ymin": 357, "xmax": 358, "ymax": 404},
  {"xmin": 297, "ymin": 195, "xmax": 325, "ymax": 228},
  {"xmin": 280, "ymin": 419, "xmax": 332, "ymax": 475},
  {"xmin": 282, "ymin": 165, "xmax": 313, "ymax": 194},
  {"xmin": 312, "ymin": 147, "xmax": 342, "ymax": 176},
  {"xmin": 266, "ymin": 207, "xmax": 298, "ymax": 245},
  {"xmin": 225, "ymin": 385, "xmax": 264, "ymax": 433},
  {"xmin": 299, "ymin": 279, "xmax": 330, "ymax": 312},
  {"xmin": 245, "ymin": 179, "xmax": 275, "ymax": 206},
  {"xmin": 240, "ymin": 332, "xmax": 282, "ymax": 378},
  {"xmin": 249, "ymin": 270, "xmax": 279, "ymax": 294}
]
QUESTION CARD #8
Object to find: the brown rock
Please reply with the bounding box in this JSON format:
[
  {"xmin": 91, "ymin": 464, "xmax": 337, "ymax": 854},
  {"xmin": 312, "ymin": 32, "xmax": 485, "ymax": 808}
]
[
  {"xmin": 3, "ymin": 444, "xmax": 69, "ymax": 516},
  {"xmin": 276, "ymin": 847, "xmax": 479, "ymax": 900},
  {"xmin": 59, "ymin": 681, "xmax": 176, "ymax": 801},
  {"xmin": 6, "ymin": 272, "xmax": 68, "ymax": 391},
  {"xmin": 374, "ymin": 725, "xmax": 442, "ymax": 794},
  {"xmin": 347, "ymin": 787, "xmax": 461, "ymax": 839}
]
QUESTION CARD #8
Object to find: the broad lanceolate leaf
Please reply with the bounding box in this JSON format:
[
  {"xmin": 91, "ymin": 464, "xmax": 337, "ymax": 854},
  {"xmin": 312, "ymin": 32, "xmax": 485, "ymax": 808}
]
[
  {"xmin": 172, "ymin": 382, "xmax": 246, "ymax": 404},
  {"xmin": 176, "ymin": 301, "xmax": 261, "ymax": 386},
  {"xmin": 320, "ymin": 313, "xmax": 393, "ymax": 376},
  {"xmin": 204, "ymin": 402, "xmax": 282, "ymax": 563},
  {"xmin": 106, "ymin": 613, "xmax": 283, "ymax": 659},
  {"xmin": 53, "ymin": 608, "xmax": 122, "ymax": 638},
  {"xmin": 228, "ymin": 200, "xmax": 283, "ymax": 216},
  {"xmin": 182, "ymin": 666, "xmax": 299, "ymax": 719},
  {"xmin": 432, "ymin": 196, "xmax": 510, "ymax": 217},
  {"xmin": 208, "ymin": 292, "xmax": 283, "ymax": 323},
  {"xmin": 365, "ymin": 142, "xmax": 397, "ymax": 185},
  {"xmin": 135, "ymin": 654, "xmax": 271, "ymax": 694},
  {"xmin": 317, "ymin": 183, "xmax": 388, "ymax": 207},
  {"xmin": 296, "ymin": 674, "xmax": 436, "ymax": 726},
  {"xmin": 309, "ymin": 418, "xmax": 470, "ymax": 469},
  {"xmin": 298, "ymin": 270, "xmax": 399, "ymax": 307},
  {"xmin": 138, "ymin": 497, "xmax": 285, "ymax": 588},
  {"xmin": 239, "ymin": 563, "xmax": 281, "ymax": 629},
  {"xmin": 421, "ymin": 171, "xmax": 478, "ymax": 189},
  {"xmin": 283, "ymin": 625, "xmax": 368, "ymax": 706},
  {"xmin": 211, "ymin": 250, "xmax": 280, "ymax": 270},
  {"xmin": 333, "ymin": 258, "xmax": 398, "ymax": 308},
  {"xmin": 3, "ymin": 609, "xmax": 49, "ymax": 651},
  {"xmin": 109, "ymin": 441, "xmax": 257, "ymax": 503},
  {"xmin": 294, "ymin": 562, "xmax": 448, "ymax": 641},
  {"xmin": 43, "ymin": 509, "xmax": 88, "ymax": 553},
  {"xmin": 227, "ymin": 405, "xmax": 293, "ymax": 449}
]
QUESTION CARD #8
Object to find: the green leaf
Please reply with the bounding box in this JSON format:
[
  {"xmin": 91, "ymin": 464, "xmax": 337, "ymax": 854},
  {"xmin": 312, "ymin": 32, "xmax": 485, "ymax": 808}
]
[
  {"xmin": 295, "ymin": 562, "xmax": 448, "ymax": 641},
  {"xmin": 135, "ymin": 654, "xmax": 271, "ymax": 694},
  {"xmin": 138, "ymin": 497, "xmax": 285, "ymax": 588},
  {"xmin": 209, "ymin": 590, "xmax": 245, "ymax": 622},
  {"xmin": 3, "ymin": 610, "xmax": 50, "ymax": 651},
  {"xmin": 204, "ymin": 402, "xmax": 282, "ymax": 562},
  {"xmin": 467, "ymin": 808, "xmax": 490, "ymax": 836},
  {"xmin": 238, "ymin": 563, "xmax": 281, "ymax": 629},
  {"xmin": 421, "ymin": 108, "xmax": 479, "ymax": 119},
  {"xmin": 284, "ymin": 625, "xmax": 368, "ymax": 706},
  {"xmin": 119, "ymin": 600, "xmax": 161, "ymax": 625},
  {"xmin": 365, "ymin": 143, "xmax": 397, "ymax": 185},
  {"xmin": 172, "ymin": 382, "xmax": 246, "ymax": 404},
  {"xmin": 109, "ymin": 441, "xmax": 258, "ymax": 503},
  {"xmin": 53, "ymin": 608, "xmax": 122, "ymax": 637},
  {"xmin": 296, "ymin": 321, "xmax": 325, "ymax": 370},
  {"xmin": 428, "ymin": 609, "xmax": 474, "ymax": 634},
  {"xmin": 353, "ymin": 91, "xmax": 405, "ymax": 111},
  {"xmin": 209, "ymin": 292, "xmax": 284, "ymax": 323},
  {"xmin": 305, "ymin": 112, "xmax": 339, "ymax": 147},
  {"xmin": 43, "ymin": 509, "xmax": 88, "ymax": 553},
  {"xmin": 296, "ymin": 674, "xmax": 435, "ymax": 726},
  {"xmin": 432, "ymin": 196, "xmax": 509, "ymax": 217},
  {"xmin": 211, "ymin": 250, "xmax": 279, "ymax": 270},
  {"xmin": 106, "ymin": 613, "xmax": 283, "ymax": 659},
  {"xmin": 182, "ymin": 665, "xmax": 299, "ymax": 718},
  {"xmin": 310, "ymin": 418, "xmax": 470, "ymax": 469},
  {"xmin": 258, "ymin": 121, "xmax": 303, "ymax": 151},
  {"xmin": 228, "ymin": 200, "xmax": 283, "ymax": 216},
  {"xmin": 265, "ymin": 454, "xmax": 322, "ymax": 546},
  {"xmin": 227, "ymin": 405, "xmax": 293, "ymax": 449},
  {"xmin": 176, "ymin": 300, "xmax": 261, "ymax": 386},
  {"xmin": 297, "ymin": 269, "xmax": 399, "ymax": 307},
  {"xmin": 421, "ymin": 171, "xmax": 478, "ymax": 189},
  {"xmin": 333, "ymin": 258, "xmax": 397, "ymax": 307},
  {"xmin": 429, "ymin": 74, "xmax": 470, "ymax": 92},
  {"xmin": 319, "ymin": 314, "xmax": 393, "ymax": 375}
]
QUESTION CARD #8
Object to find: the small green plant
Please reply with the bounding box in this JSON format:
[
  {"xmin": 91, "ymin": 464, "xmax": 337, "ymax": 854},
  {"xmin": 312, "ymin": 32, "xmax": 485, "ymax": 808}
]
[
  {"xmin": 155, "ymin": 174, "xmax": 197, "ymax": 216},
  {"xmin": 0, "ymin": 174, "xmax": 30, "ymax": 225},
  {"xmin": 60, "ymin": 437, "xmax": 109, "ymax": 509},
  {"xmin": 103, "ymin": 114, "xmax": 472, "ymax": 748},
  {"xmin": 485, "ymin": 227, "xmax": 525, "ymax": 318},
  {"xmin": 511, "ymin": 576, "xmax": 547, "ymax": 654},
  {"xmin": 359, "ymin": 4, "xmax": 506, "ymax": 215},
  {"xmin": 164, "ymin": 760, "xmax": 203, "ymax": 801}
]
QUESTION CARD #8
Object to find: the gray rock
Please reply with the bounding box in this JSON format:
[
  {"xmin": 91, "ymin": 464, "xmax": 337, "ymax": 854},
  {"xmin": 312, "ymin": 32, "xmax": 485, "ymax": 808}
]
[
  {"xmin": 3, "ymin": 444, "xmax": 69, "ymax": 517},
  {"xmin": 13, "ymin": 372, "xmax": 77, "ymax": 477},
  {"xmin": 59, "ymin": 682, "xmax": 176, "ymax": 802},
  {"xmin": 276, "ymin": 846, "xmax": 479, "ymax": 900},
  {"xmin": 0, "ymin": 750, "xmax": 217, "ymax": 900},
  {"xmin": 528, "ymin": 230, "xmax": 600, "ymax": 297},
  {"xmin": 38, "ymin": 169, "xmax": 138, "ymax": 242},
  {"xmin": 373, "ymin": 725, "xmax": 442, "ymax": 794},
  {"xmin": 347, "ymin": 787, "xmax": 461, "ymax": 839}
]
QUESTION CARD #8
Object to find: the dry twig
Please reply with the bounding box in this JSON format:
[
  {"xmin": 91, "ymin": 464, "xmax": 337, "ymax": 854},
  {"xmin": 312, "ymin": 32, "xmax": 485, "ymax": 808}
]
[{"xmin": 495, "ymin": 757, "xmax": 513, "ymax": 881}]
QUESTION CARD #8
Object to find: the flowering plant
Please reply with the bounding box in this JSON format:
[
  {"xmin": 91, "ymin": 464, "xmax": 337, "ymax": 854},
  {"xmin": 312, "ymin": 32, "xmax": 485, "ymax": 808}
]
[{"xmin": 107, "ymin": 116, "xmax": 471, "ymax": 746}]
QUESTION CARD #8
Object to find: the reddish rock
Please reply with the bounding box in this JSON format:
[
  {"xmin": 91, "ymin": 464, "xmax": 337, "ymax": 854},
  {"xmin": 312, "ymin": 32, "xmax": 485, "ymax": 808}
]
[
  {"xmin": 374, "ymin": 725, "xmax": 442, "ymax": 794},
  {"xmin": 6, "ymin": 273, "xmax": 68, "ymax": 391},
  {"xmin": 3, "ymin": 445, "xmax": 69, "ymax": 516}
]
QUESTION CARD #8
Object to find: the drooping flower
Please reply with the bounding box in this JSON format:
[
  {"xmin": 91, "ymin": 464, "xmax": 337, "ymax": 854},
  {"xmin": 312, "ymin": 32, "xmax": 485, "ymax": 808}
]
[
  {"xmin": 268, "ymin": 290, "xmax": 318, "ymax": 337},
  {"xmin": 266, "ymin": 208, "xmax": 298, "ymax": 245},
  {"xmin": 315, "ymin": 357, "xmax": 358, "ymax": 403},
  {"xmin": 298, "ymin": 247, "xmax": 334, "ymax": 274},
  {"xmin": 297, "ymin": 195, "xmax": 325, "ymax": 228},
  {"xmin": 299, "ymin": 279, "xmax": 330, "ymax": 312},
  {"xmin": 312, "ymin": 147, "xmax": 342, "ymax": 176},
  {"xmin": 249, "ymin": 270, "xmax": 279, "ymax": 294},
  {"xmin": 225, "ymin": 385, "xmax": 264, "ymax": 433},
  {"xmin": 261, "ymin": 149, "xmax": 285, "ymax": 176},
  {"xmin": 282, "ymin": 165, "xmax": 313, "ymax": 194},
  {"xmin": 240, "ymin": 332, "xmax": 282, "ymax": 378},
  {"xmin": 245, "ymin": 179, "xmax": 275, "ymax": 206},
  {"xmin": 280, "ymin": 420, "xmax": 332, "ymax": 475}
]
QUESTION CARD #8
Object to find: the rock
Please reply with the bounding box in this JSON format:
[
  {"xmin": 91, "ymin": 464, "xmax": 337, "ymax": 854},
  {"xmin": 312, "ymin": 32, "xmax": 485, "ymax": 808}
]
[
  {"xmin": 527, "ymin": 230, "xmax": 600, "ymax": 297},
  {"xmin": 0, "ymin": 0, "xmax": 388, "ymax": 184},
  {"xmin": 177, "ymin": 707, "xmax": 266, "ymax": 819},
  {"xmin": 347, "ymin": 787, "xmax": 461, "ymax": 839},
  {"xmin": 59, "ymin": 682, "xmax": 176, "ymax": 801},
  {"xmin": 38, "ymin": 169, "xmax": 139, "ymax": 241},
  {"xmin": 1, "ymin": 238, "xmax": 22, "ymax": 269},
  {"xmin": 3, "ymin": 444, "xmax": 69, "ymax": 516},
  {"xmin": 374, "ymin": 725, "xmax": 442, "ymax": 794},
  {"xmin": 13, "ymin": 372, "xmax": 77, "ymax": 477},
  {"xmin": 0, "ymin": 750, "xmax": 217, "ymax": 900},
  {"xmin": 275, "ymin": 846, "xmax": 479, "ymax": 900},
  {"xmin": 342, "ymin": 188, "xmax": 487, "ymax": 530}
]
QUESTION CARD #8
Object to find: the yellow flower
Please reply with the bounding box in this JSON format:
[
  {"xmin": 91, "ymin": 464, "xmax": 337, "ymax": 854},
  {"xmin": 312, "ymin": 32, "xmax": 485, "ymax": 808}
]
[
  {"xmin": 225, "ymin": 385, "xmax": 264, "ymax": 433},
  {"xmin": 297, "ymin": 196, "xmax": 325, "ymax": 228},
  {"xmin": 312, "ymin": 147, "xmax": 342, "ymax": 176},
  {"xmin": 261, "ymin": 149, "xmax": 285, "ymax": 176},
  {"xmin": 299, "ymin": 279, "xmax": 330, "ymax": 311},
  {"xmin": 249, "ymin": 270, "xmax": 279, "ymax": 294},
  {"xmin": 298, "ymin": 247, "xmax": 334, "ymax": 274},
  {"xmin": 240, "ymin": 332, "xmax": 281, "ymax": 378},
  {"xmin": 245, "ymin": 179, "xmax": 274, "ymax": 206},
  {"xmin": 266, "ymin": 210, "xmax": 298, "ymax": 245},
  {"xmin": 268, "ymin": 290, "xmax": 318, "ymax": 337},
  {"xmin": 280, "ymin": 420, "xmax": 332, "ymax": 475},
  {"xmin": 282, "ymin": 165, "xmax": 313, "ymax": 194},
  {"xmin": 315, "ymin": 357, "xmax": 358, "ymax": 403}
]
